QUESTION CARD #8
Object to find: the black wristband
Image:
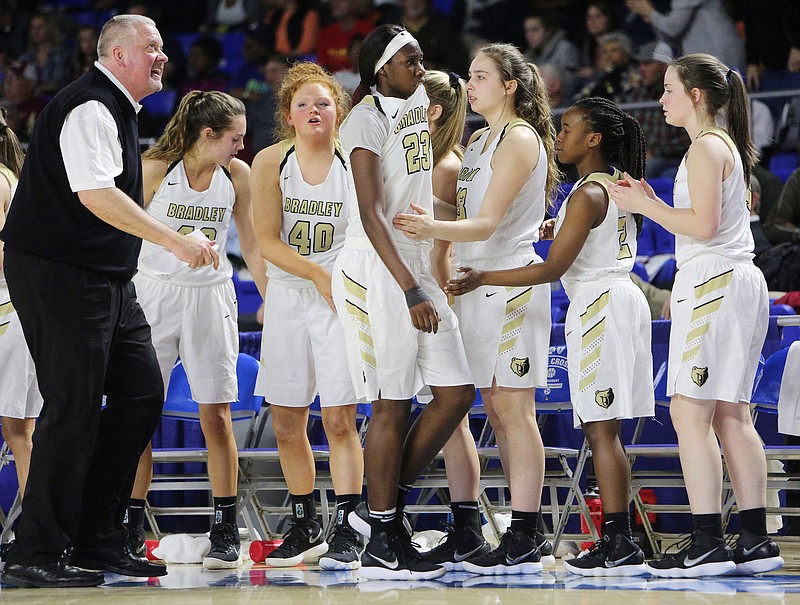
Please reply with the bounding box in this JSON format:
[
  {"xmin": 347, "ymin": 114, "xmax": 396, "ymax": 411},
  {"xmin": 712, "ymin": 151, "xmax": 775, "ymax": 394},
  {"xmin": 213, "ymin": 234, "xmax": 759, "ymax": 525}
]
[{"xmin": 404, "ymin": 285, "xmax": 430, "ymax": 309}]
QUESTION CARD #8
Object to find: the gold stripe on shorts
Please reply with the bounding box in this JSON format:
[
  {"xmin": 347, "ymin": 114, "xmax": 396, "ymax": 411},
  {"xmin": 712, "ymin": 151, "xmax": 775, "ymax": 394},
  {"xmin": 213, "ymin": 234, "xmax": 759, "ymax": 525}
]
[
  {"xmin": 580, "ymin": 290, "xmax": 609, "ymax": 327},
  {"xmin": 0, "ymin": 320, "xmax": 10, "ymax": 336},
  {"xmin": 342, "ymin": 271, "xmax": 367, "ymax": 303},
  {"xmin": 498, "ymin": 287, "xmax": 532, "ymax": 355},
  {"xmin": 0, "ymin": 300, "xmax": 14, "ymax": 317}
]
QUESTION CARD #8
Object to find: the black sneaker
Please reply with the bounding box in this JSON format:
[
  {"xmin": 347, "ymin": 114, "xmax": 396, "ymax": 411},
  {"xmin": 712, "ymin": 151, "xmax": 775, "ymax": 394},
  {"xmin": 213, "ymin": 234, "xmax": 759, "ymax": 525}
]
[
  {"xmin": 124, "ymin": 523, "xmax": 146, "ymax": 558},
  {"xmin": 563, "ymin": 533, "xmax": 646, "ymax": 577},
  {"xmin": 319, "ymin": 525, "xmax": 362, "ymax": 571},
  {"xmin": 732, "ymin": 530, "xmax": 784, "ymax": 575},
  {"xmin": 646, "ymin": 532, "xmax": 735, "ymax": 578},
  {"xmin": 348, "ymin": 502, "xmax": 413, "ymax": 539},
  {"xmin": 265, "ymin": 519, "xmax": 328, "ymax": 567},
  {"xmin": 535, "ymin": 530, "xmax": 556, "ymax": 567},
  {"xmin": 422, "ymin": 524, "xmax": 491, "ymax": 571},
  {"xmin": 461, "ymin": 529, "xmax": 543, "ymax": 575},
  {"xmin": 204, "ymin": 522, "xmax": 242, "ymax": 569},
  {"xmin": 359, "ymin": 530, "xmax": 445, "ymax": 580}
]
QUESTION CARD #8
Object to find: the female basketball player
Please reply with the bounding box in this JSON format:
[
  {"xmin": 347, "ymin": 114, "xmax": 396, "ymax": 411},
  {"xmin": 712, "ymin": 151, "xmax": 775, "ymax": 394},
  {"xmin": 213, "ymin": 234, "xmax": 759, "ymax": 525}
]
[
  {"xmin": 447, "ymin": 96, "xmax": 654, "ymax": 577},
  {"xmin": 0, "ymin": 110, "xmax": 41, "ymax": 502},
  {"xmin": 127, "ymin": 91, "xmax": 267, "ymax": 570},
  {"xmin": 394, "ymin": 42, "xmax": 559, "ymax": 575},
  {"xmin": 331, "ymin": 24, "xmax": 475, "ymax": 580},
  {"xmin": 250, "ymin": 62, "xmax": 365, "ymax": 571},
  {"xmin": 609, "ymin": 54, "xmax": 783, "ymax": 577}
]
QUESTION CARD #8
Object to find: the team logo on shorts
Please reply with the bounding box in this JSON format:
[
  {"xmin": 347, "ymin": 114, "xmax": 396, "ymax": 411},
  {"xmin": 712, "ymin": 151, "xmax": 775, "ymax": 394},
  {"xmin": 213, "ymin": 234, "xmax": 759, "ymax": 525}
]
[
  {"xmin": 691, "ymin": 366, "xmax": 709, "ymax": 387},
  {"xmin": 510, "ymin": 357, "xmax": 530, "ymax": 377},
  {"xmin": 595, "ymin": 388, "xmax": 615, "ymax": 409}
]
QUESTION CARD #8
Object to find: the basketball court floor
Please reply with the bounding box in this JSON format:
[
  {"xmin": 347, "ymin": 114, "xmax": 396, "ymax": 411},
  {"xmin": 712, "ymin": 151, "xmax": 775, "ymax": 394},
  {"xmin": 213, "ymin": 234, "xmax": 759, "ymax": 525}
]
[{"xmin": 1, "ymin": 545, "xmax": 798, "ymax": 603}]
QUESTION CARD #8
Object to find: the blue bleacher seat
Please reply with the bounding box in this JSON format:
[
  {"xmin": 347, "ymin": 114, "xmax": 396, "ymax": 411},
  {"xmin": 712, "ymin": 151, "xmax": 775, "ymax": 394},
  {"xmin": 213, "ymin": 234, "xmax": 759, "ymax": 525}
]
[
  {"xmin": 163, "ymin": 352, "xmax": 264, "ymax": 447},
  {"xmin": 770, "ymin": 303, "xmax": 796, "ymax": 316},
  {"xmin": 140, "ymin": 89, "xmax": 177, "ymax": 119},
  {"xmin": 232, "ymin": 272, "xmax": 263, "ymax": 315}
]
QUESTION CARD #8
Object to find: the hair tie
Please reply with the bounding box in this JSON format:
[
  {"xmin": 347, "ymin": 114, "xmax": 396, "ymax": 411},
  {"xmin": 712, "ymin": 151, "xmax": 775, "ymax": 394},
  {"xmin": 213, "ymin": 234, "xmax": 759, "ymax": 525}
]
[
  {"xmin": 725, "ymin": 69, "xmax": 733, "ymax": 85},
  {"xmin": 0, "ymin": 124, "xmax": 7, "ymax": 134},
  {"xmin": 448, "ymin": 71, "xmax": 461, "ymax": 88}
]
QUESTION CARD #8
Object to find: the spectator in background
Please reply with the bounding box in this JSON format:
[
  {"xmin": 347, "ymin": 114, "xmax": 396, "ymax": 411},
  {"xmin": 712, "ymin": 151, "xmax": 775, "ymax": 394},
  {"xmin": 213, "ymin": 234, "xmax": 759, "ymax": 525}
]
[
  {"xmin": 0, "ymin": 61, "xmax": 48, "ymax": 142},
  {"xmin": 399, "ymin": 0, "xmax": 468, "ymax": 75},
  {"xmin": 204, "ymin": 0, "xmax": 260, "ymax": 32},
  {"xmin": 180, "ymin": 35, "xmax": 229, "ymax": 97},
  {"xmin": 578, "ymin": 32, "xmax": 638, "ymax": 104},
  {"xmin": 227, "ymin": 23, "xmax": 272, "ymax": 101},
  {"xmin": 578, "ymin": 1, "xmax": 620, "ymax": 74},
  {"xmin": 316, "ymin": 0, "xmax": 376, "ymax": 74},
  {"xmin": 538, "ymin": 62, "xmax": 571, "ymax": 109},
  {"xmin": 765, "ymin": 167, "xmax": 800, "ymax": 245},
  {"xmin": 18, "ymin": 12, "xmax": 72, "ymax": 98},
  {"xmin": 522, "ymin": 8, "xmax": 579, "ymax": 74},
  {"xmin": 71, "ymin": 26, "xmax": 99, "ymax": 79},
  {"xmin": 259, "ymin": 0, "xmax": 320, "ymax": 58},
  {"xmin": 333, "ymin": 33, "xmax": 363, "ymax": 95},
  {"xmin": 750, "ymin": 174, "xmax": 771, "ymax": 258},
  {"xmin": 461, "ymin": 0, "xmax": 526, "ymax": 49},
  {"xmin": 241, "ymin": 52, "xmax": 289, "ymax": 162},
  {"xmin": 0, "ymin": 0, "xmax": 31, "ymax": 70},
  {"xmin": 736, "ymin": 0, "xmax": 800, "ymax": 91},
  {"xmin": 625, "ymin": 40, "xmax": 686, "ymax": 178},
  {"xmin": 625, "ymin": 0, "xmax": 745, "ymax": 73}
]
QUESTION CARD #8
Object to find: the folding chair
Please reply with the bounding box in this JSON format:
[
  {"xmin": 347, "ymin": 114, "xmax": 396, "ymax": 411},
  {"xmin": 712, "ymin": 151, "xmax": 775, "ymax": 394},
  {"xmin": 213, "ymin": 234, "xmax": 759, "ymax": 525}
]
[{"xmin": 145, "ymin": 353, "xmax": 265, "ymax": 538}]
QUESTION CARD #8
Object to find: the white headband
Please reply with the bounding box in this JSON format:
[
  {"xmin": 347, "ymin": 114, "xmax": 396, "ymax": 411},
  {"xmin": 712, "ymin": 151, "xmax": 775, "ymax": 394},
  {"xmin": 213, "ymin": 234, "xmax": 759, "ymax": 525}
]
[{"xmin": 373, "ymin": 31, "xmax": 418, "ymax": 75}]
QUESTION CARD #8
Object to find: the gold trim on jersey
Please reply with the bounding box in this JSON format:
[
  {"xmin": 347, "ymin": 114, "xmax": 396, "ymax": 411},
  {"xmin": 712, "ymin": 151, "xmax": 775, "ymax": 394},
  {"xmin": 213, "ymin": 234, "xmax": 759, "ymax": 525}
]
[{"xmin": 498, "ymin": 287, "xmax": 532, "ymax": 355}]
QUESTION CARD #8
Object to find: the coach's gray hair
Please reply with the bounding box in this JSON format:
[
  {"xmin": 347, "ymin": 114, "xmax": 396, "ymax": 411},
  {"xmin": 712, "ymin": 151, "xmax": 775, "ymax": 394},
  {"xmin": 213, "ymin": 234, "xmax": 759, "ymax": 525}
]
[{"xmin": 97, "ymin": 14, "xmax": 156, "ymax": 58}]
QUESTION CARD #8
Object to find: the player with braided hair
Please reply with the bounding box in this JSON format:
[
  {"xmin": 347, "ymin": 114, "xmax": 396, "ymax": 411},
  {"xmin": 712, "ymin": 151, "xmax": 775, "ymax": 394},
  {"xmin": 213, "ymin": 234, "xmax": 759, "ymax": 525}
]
[{"xmin": 447, "ymin": 95, "xmax": 654, "ymax": 576}]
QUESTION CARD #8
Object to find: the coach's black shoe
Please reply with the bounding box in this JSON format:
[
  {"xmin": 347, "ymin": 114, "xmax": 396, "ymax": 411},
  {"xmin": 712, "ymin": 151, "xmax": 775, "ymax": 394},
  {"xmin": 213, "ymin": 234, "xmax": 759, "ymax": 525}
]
[
  {"xmin": 732, "ymin": 530, "xmax": 784, "ymax": 575},
  {"xmin": 3, "ymin": 561, "xmax": 105, "ymax": 588},
  {"xmin": 66, "ymin": 545, "xmax": 167, "ymax": 577}
]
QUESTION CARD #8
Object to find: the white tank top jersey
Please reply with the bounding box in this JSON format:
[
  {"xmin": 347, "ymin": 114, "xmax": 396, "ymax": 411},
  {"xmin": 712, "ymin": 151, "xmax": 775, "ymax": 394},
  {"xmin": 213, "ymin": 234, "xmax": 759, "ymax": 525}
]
[
  {"xmin": 137, "ymin": 159, "xmax": 234, "ymax": 286},
  {"xmin": 0, "ymin": 163, "xmax": 18, "ymax": 284},
  {"xmin": 556, "ymin": 169, "xmax": 637, "ymax": 298},
  {"xmin": 339, "ymin": 85, "xmax": 433, "ymax": 250},
  {"xmin": 453, "ymin": 119, "xmax": 547, "ymax": 262},
  {"xmin": 673, "ymin": 126, "xmax": 754, "ymax": 268},
  {"xmin": 270, "ymin": 138, "xmax": 352, "ymax": 287}
]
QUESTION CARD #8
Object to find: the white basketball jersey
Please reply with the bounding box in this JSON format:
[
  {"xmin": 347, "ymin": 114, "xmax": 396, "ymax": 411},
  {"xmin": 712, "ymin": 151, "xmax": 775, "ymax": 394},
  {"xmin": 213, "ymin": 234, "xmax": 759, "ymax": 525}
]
[
  {"xmin": 339, "ymin": 86, "xmax": 433, "ymax": 250},
  {"xmin": 137, "ymin": 160, "xmax": 234, "ymax": 285},
  {"xmin": 673, "ymin": 126, "xmax": 754, "ymax": 268},
  {"xmin": 270, "ymin": 139, "xmax": 352, "ymax": 287},
  {"xmin": 0, "ymin": 163, "xmax": 18, "ymax": 284},
  {"xmin": 453, "ymin": 119, "xmax": 547, "ymax": 262},
  {"xmin": 556, "ymin": 169, "xmax": 637, "ymax": 298}
]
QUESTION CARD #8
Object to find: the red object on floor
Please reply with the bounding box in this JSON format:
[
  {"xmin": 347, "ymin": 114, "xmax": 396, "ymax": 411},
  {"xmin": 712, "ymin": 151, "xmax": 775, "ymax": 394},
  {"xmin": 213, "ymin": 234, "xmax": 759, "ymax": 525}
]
[
  {"xmin": 145, "ymin": 539, "xmax": 160, "ymax": 561},
  {"xmin": 580, "ymin": 496, "xmax": 604, "ymax": 551},
  {"xmin": 249, "ymin": 539, "xmax": 284, "ymax": 563}
]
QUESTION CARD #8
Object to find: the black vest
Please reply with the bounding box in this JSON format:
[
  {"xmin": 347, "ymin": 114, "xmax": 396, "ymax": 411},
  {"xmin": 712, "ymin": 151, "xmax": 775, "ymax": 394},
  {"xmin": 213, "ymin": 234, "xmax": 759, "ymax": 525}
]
[{"xmin": 1, "ymin": 66, "xmax": 143, "ymax": 279}]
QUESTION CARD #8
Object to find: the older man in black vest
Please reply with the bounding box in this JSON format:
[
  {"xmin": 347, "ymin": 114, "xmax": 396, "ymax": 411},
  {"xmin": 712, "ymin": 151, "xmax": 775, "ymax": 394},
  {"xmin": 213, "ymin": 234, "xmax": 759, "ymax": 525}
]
[{"xmin": 0, "ymin": 14, "xmax": 218, "ymax": 588}]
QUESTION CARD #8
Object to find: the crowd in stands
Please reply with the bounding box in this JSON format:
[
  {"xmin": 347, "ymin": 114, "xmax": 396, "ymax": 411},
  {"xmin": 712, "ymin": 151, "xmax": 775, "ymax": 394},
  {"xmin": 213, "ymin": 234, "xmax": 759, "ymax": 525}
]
[{"xmin": 1, "ymin": 0, "xmax": 800, "ymax": 276}]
